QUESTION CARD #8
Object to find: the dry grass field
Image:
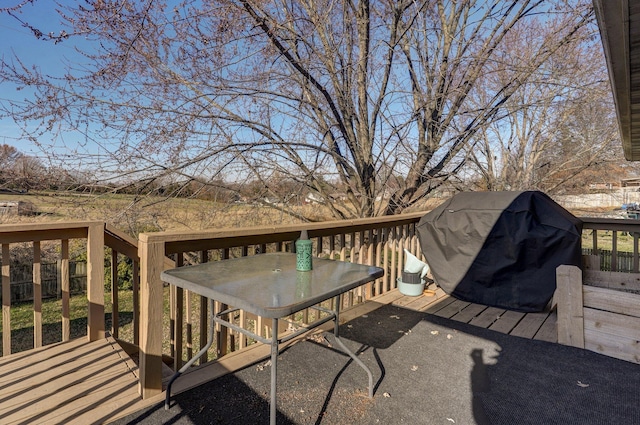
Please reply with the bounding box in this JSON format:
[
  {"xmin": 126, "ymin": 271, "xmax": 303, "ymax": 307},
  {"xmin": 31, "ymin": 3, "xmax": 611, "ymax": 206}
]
[
  {"xmin": 0, "ymin": 191, "xmax": 626, "ymax": 249},
  {"xmin": 0, "ymin": 190, "xmax": 448, "ymax": 236},
  {"xmin": 0, "ymin": 191, "xmax": 334, "ymax": 235}
]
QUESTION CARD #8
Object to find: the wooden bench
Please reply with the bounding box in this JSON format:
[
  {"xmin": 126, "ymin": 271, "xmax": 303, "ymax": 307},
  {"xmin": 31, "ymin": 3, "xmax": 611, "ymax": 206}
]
[{"xmin": 556, "ymin": 264, "xmax": 640, "ymax": 364}]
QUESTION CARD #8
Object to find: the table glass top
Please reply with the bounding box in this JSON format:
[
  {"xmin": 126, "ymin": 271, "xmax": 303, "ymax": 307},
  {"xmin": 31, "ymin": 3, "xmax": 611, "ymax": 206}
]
[{"xmin": 161, "ymin": 253, "xmax": 384, "ymax": 318}]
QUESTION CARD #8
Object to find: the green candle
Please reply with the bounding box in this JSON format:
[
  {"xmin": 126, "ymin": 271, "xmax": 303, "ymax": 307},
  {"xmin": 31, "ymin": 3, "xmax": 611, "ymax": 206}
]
[{"xmin": 295, "ymin": 229, "xmax": 313, "ymax": 271}]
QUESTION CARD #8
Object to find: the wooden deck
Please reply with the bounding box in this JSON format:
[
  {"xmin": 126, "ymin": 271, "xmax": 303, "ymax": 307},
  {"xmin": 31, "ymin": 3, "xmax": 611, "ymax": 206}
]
[
  {"xmin": 0, "ymin": 336, "xmax": 149, "ymax": 425},
  {"xmin": 0, "ymin": 286, "xmax": 557, "ymax": 424},
  {"xmin": 378, "ymin": 285, "xmax": 557, "ymax": 343}
]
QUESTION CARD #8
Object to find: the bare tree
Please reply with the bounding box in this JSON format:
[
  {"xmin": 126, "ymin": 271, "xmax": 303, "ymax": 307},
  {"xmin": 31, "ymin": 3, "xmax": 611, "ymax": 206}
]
[
  {"xmin": 0, "ymin": 143, "xmax": 51, "ymax": 190},
  {"xmin": 0, "ymin": 1, "xmax": 595, "ymax": 219},
  {"xmin": 469, "ymin": 16, "xmax": 620, "ymax": 193},
  {"xmin": 0, "ymin": 144, "xmax": 22, "ymax": 169}
]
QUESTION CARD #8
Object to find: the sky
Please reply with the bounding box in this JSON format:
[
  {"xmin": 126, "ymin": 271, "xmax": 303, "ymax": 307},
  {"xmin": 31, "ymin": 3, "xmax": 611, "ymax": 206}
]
[
  {"xmin": 0, "ymin": 1, "xmax": 84, "ymax": 158},
  {"xmin": 0, "ymin": 0, "xmax": 618, "ymax": 181}
]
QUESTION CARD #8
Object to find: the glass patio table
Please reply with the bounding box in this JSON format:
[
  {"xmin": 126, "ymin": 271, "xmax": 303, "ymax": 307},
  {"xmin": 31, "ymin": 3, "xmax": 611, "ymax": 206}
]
[{"xmin": 162, "ymin": 252, "xmax": 384, "ymax": 425}]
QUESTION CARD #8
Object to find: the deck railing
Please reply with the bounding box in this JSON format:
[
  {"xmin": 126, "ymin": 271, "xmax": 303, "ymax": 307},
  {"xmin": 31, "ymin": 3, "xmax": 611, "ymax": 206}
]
[
  {"xmin": 104, "ymin": 223, "xmax": 142, "ymax": 344},
  {"xmin": 137, "ymin": 212, "xmax": 427, "ymax": 398},
  {"xmin": 3, "ymin": 214, "xmax": 640, "ymax": 400},
  {"xmin": 581, "ymin": 217, "xmax": 640, "ymax": 272},
  {"xmin": 0, "ymin": 221, "xmax": 140, "ymax": 356}
]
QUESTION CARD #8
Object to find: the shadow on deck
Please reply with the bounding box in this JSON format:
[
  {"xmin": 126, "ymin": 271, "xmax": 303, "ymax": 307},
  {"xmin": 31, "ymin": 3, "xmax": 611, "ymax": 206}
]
[
  {"xmin": 0, "ymin": 284, "xmax": 557, "ymax": 424},
  {"xmin": 111, "ymin": 287, "xmax": 640, "ymax": 424}
]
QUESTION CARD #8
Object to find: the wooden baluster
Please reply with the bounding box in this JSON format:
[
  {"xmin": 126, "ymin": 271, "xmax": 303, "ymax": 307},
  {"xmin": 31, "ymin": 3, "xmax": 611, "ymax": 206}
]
[
  {"xmin": 375, "ymin": 228, "xmax": 383, "ymax": 296},
  {"xmin": 612, "ymin": 231, "xmax": 618, "ymax": 272},
  {"xmin": 199, "ymin": 249, "xmax": 208, "ymax": 365},
  {"xmin": 411, "ymin": 233, "xmax": 418, "ymax": 256},
  {"xmin": 132, "ymin": 259, "xmax": 139, "ymax": 346},
  {"xmin": 186, "ymin": 289, "xmax": 193, "ymax": 360},
  {"xmin": 174, "ymin": 254, "xmax": 184, "ymax": 370},
  {"xmin": 217, "ymin": 249, "xmax": 229, "ymax": 357},
  {"xmin": 2, "ymin": 244, "xmax": 10, "ymax": 356},
  {"xmin": 169, "ymin": 272, "xmax": 175, "ymax": 361},
  {"xmin": 348, "ymin": 234, "xmax": 356, "ymax": 306},
  {"xmin": 111, "ymin": 249, "xmax": 119, "ymax": 339},
  {"xmin": 329, "ymin": 234, "xmax": 336, "ymax": 260},
  {"xmin": 391, "ymin": 227, "xmax": 398, "ymax": 289},
  {"xmin": 33, "ymin": 241, "xmax": 42, "ymax": 349},
  {"xmin": 634, "ymin": 232, "xmax": 639, "ymax": 273},
  {"xmin": 398, "ymin": 228, "xmax": 405, "ymax": 284},
  {"xmin": 238, "ymin": 308, "xmax": 247, "ymax": 349},
  {"xmin": 358, "ymin": 244, "xmax": 366, "ymax": 303},
  {"xmin": 337, "ymin": 234, "xmax": 346, "ymax": 309},
  {"xmin": 350, "ymin": 232, "xmax": 356, "ymax": 261},
  {"xmin": 342, "ymin": 234, "xmax": 352, "ymax": 307},
  {"xmin": 382, "ymin": 228, "xmax": 390, "ymax": 293},
  {"xmin": 366, "ymin": 234, "xmax": 374, "ymax": 299},
  {"xmin": 411, "ymin": 223, "xmax": 418, "ymax": 254},
  {"xmin": 60, "ymin": 240, "xmax": 70, "ymax": 342},
  {"xmin": 403, "ymin": 224, "xmax": 411, "ymax": 256},
  {"xmin": 350, "ymin": 233, "xmax": 357, "ymax": 264},
  {"xmin": 256, "ymin": 314, "xmax": 264, "ymax": 341}
]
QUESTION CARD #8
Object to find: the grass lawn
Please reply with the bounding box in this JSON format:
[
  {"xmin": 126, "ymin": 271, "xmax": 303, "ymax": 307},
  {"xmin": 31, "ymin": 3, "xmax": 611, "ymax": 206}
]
[
  {"xmin": 581, "ymin": 228, "xmax": 638, "ymax": 252},
  {"xmin": 0, "ymin": 291, "xmax": 128, "ymax": 354},
  {"xmin": 1, "ymin": 283, "xmax": 337, "ymax": 363},
  {"xmin": 0, "ymin": 287, "xmax": 224, "ymax": 361}
]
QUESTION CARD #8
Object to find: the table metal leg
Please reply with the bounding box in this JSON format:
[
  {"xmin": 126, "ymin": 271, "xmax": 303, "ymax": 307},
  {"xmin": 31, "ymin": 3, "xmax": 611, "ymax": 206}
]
[
  {"xmin": 332, "ymin": 295, "xmax": 374, "ymax": 398},
  {"xmin": 270, "ymin": 317, "xmax": 279, "ymax": 425},
  {"xmin": 165, "ymin": 298, "xmax": 215, "ymax": 410}
]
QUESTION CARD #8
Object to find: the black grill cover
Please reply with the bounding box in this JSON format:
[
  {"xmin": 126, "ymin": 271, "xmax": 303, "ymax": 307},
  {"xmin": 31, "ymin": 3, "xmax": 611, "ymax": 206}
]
[{"xmin": 416, "ymin": 191, "xmax": 582, "ymax": 312}]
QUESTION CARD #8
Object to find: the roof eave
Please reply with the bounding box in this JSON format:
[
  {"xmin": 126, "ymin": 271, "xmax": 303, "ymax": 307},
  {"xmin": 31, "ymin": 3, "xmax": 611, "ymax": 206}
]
[{"xmin": 593, "ymin": 0, "xmax": 635, "ymax": 160}]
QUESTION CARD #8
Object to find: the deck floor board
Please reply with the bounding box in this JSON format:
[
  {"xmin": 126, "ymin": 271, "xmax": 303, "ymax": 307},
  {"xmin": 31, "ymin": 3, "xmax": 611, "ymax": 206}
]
[
  {"xmin": 510, "ymin": 310, "xmax": 551, "ymax": 339},
  {"xmin": 469, "ymin": 306, "xmax": 507, "ymax": 328},
  {"xmin": 488, "ymin": 310, "xmax": 526, "ymax": 334},
  {"xmin": 533, "ymin": 311, "xmax": 558, "ymax": 343},
  {"xmin": 432, "ymin": 299, "xmax": 471, "ymax": 318},
  {"xmin": 421, "ymin": 294, "xmax": 457, "ymax": 314},
  {"xmin": 402, "ymin": 293, "xmax": 440, "ymax": 311},
  {"xmin": 0, "ymin": 336, "xmax": 145, "ymax": 425},
  {"xmin": 450, "ymin": 303, "xmax": 488, "ymax": 323}
]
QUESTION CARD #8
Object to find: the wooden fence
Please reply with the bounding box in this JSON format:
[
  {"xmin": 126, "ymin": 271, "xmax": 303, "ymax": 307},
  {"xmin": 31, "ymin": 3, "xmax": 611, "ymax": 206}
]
[
  {"xmin": 2, "ymin": 260, "xmax": 87, "ymax": 303},
  {"xmin": 582, "ymin": 248, "xmax": 636, "ymax": 273}
]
